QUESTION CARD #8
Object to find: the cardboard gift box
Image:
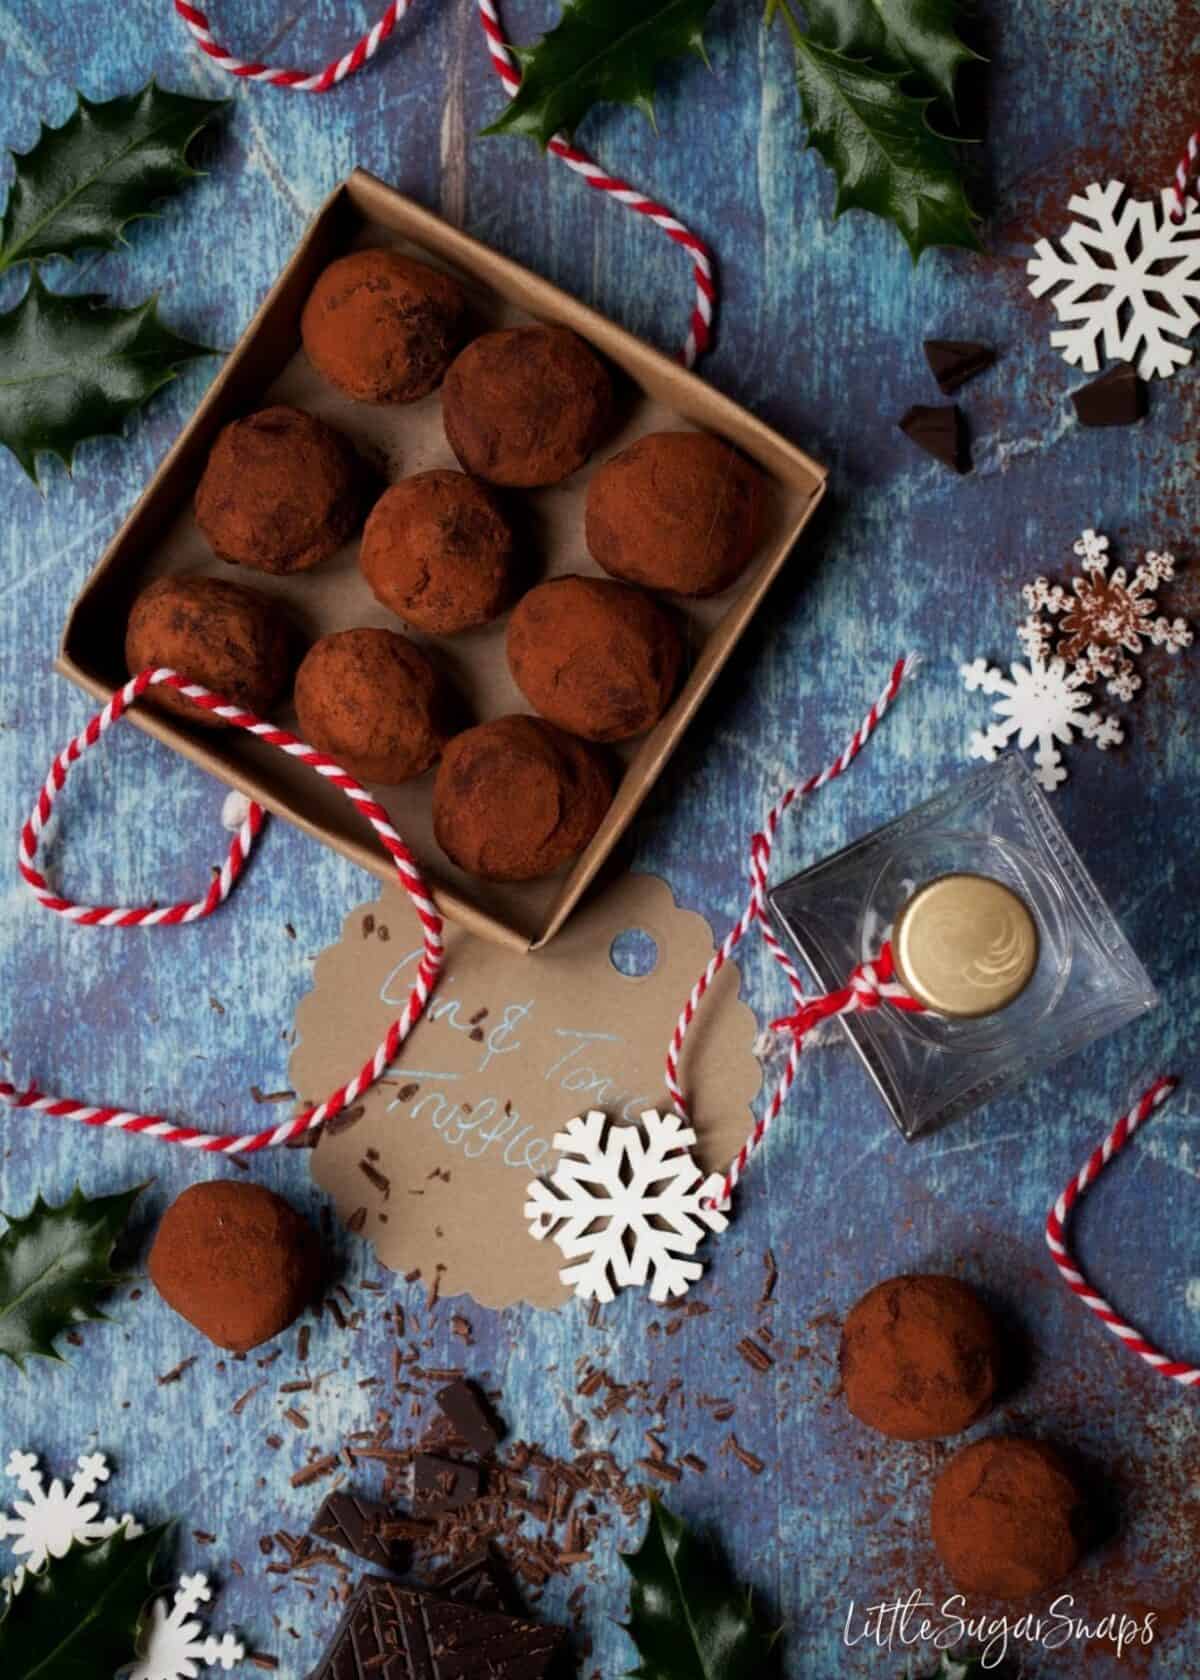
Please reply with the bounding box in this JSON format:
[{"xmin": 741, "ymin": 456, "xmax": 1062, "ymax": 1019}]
[{"xmin": 59, "ymin": 170, "xmax": 826, "ymax": 951}]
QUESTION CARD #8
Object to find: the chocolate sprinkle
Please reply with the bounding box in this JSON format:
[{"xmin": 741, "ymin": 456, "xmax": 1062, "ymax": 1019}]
[
  {"xmin": 1070, "ymin": 362, "xmax": 1147, "ymax": 427},
  {"xmin": 898, "ymin": 403, "xmax": 971, "ymax": 473},
  {"xmin": 923, "ymin": 338, "xmax": 996, "ymax": 394}
]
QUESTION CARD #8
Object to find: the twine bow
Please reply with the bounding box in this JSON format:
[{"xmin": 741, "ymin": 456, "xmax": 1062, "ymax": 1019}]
[{"xmin": 766, "ymin": 942, "xmax": 926, "ymax": 1042}]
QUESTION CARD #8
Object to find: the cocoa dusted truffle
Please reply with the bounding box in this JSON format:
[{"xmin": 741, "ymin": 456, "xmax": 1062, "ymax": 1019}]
[
  {"xmin": 932, "ymin": 1438, "xmax": 1089, "ymax": 1599},
  {"xmin": 195, "ymin": 405, "xmax": 366, "ymax": 575},
  {"xmin": 294, "ymin": 628, "xmax": 451, "ymax": 785},
  {"xmin": 433, "ymin": 715, "xmax": 612, "ymax": 881},
  {"xmin": 125, "ymin": 573, "xmax": 292, "ymax": 728},
  {"xmin": 360, "ymin": 470, "xmax": 514, "ymax": 634},
  {"xmin": 840, "ymin": 1274, "xmax": 1002, "ymax": 1441},
  {"xmin": 301, "ymin": 248, "xmax": 468, "ymax": 404},
  {"xmin": 442, "ymin": 325, "xmax": 611, "ymax": 487},
  {"xmin": 507, "ymin": 575, "xmax": 683, "ymax": 742},
  {"xmin": 586, "ymin": 430, "xmax": 765, "ymax": 597},
  {"xmin": 148, "ymin": 1181, "xmax": 321, "ymax": 1354}
]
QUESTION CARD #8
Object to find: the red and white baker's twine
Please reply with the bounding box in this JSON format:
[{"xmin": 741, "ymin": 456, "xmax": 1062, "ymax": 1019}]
[
  {"xmin": 172, "ymin": 0, "xmax": 715, "ymax": 366},
  {"xmin": 1171, "ymin": 128, "xmax": 1200, "ymax": 224},
  {"xmin": 664, "ymin": 652, "xmax": 923, "ymax": 1210},
  {"xmin": 1046, "ymin": 1075, "xmax": 1197, "ymax": 1387},
  {"xmin": 2, "ymin": 667, "xmax": 444, "ymax": 1153}
]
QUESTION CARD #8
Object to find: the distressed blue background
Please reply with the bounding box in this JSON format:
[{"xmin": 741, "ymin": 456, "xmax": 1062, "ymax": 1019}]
[{"xmin": 1, "ymin": 2, "xmax": 1198, "ymax": 1675}]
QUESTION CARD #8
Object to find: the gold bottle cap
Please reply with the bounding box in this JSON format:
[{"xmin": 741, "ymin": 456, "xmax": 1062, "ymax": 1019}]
[{"xmin": 892, "ymin": 873, "xmax": 1039, "ymax": 1018}]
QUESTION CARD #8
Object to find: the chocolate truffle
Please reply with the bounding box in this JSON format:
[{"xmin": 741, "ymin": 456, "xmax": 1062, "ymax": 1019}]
[
  {"xmin": 586, "ymin": 430, "xmax": 765, "ymax": 597},
  {"xmin": 294, "ymin": 628, "xmax": 451, "ymax": 785},
  {"xmin": 195, "ymin": 405, "xmax": 366, "ymax": 575},
  {"xmin": 148, "ymin": 1181, "xmax": 321, "ymax": 1354},
  {"xmin": 840, "ymin": 1274, "xmax": 1002, "ymax": 1441},
  {"xmin": 442, "ymin": 325, "xmax": 611, "ymax": 487},
  {"xmin": 360, "ymin": 470, "xmax": 514, "ymax": 634},
  {"xmin": 507, "ymin": 575, "xmax": 683, "ymax": 742},
  {"xmin": 301, "ymin": 248, "xmax": 468, "ymax": 404},
  {"xmin": 125, "ymin": 573, "xmax": 292, "ymax": 728},
  {"xmin": 932, "ymin": 1438, "xmax": 1088, "ymax": 1599},
  {"xmin": 433, "ymin": 715, "xmax": 612, "ymax": 881}
]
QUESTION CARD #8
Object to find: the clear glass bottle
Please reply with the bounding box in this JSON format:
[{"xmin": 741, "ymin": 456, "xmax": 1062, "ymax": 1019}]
[{"xmin": 767, "ymin": 755, "xmax": 1158, "ymax": 1140}]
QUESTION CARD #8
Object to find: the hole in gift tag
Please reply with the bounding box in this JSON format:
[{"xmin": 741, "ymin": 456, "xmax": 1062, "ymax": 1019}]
[{"xmin": 609, "ymin": 928, "xmax": 659, "ymax": 979}]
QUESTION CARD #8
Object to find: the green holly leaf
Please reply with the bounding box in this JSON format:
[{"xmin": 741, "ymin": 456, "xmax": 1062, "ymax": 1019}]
[
  {"xmin": 0, "ymin": 273, "xmax": 212, "ymax": 486},
  {"xmin": 620, "ymin": 1499, "xmax": 777, "ymax": 1680},
  {"xmin": 800, "ymin": 0, "xmax": 982, "ymax": 107},
  {"xmin": 778, "ymin": 14, "xmax": 980, "ymax": 260},
  {"xmin": 483, "ymin": 0, "xmax": 718, "ymax": 147},
  {"xmin": 0, "ymin": 81, "xmax": 227, "ymax": 275},
  {"xmin": 0, "ymin": 1523, "xmax": 167, "ymax": 1678},
  {"xmin": 0, "ymin": 1181, "xmax": 146, "ymax": 1370}
]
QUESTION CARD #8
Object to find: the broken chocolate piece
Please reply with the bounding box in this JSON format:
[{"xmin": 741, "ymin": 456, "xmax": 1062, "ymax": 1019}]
[
  {"xmin": 1070, "ymin": 362, "xmax": 1147, "ymax": 427},
  {"xmin": 414, "ymin": 1452, "xmax": 482, "ymax": 1514},
  {"xmin": 924, "ymin": 339, "xmax": 996, "ymax": 394},
  {"xmin": 435, "ymin": 1378, "xmax": 505, "ymax": 1457},
  {"xmin": 309, "ymin": 1577, "xmax": 564, "ymax": 1680},
  {"xmin": 898, "ymin": 404, "xmax": 971, "ymax": 474},
  {"xmin": 311, "ymin": 1490, "xmax": 407, "ymax": 1572},
  {"xmin": 435, "ymin": 1547, "xmax": 524, "ymax": 1617}
]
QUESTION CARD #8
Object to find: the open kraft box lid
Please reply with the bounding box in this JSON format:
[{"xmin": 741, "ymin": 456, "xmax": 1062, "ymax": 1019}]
[{"xmin": 58, "ymin": 170, "xmax": 827, "ymax": 952}]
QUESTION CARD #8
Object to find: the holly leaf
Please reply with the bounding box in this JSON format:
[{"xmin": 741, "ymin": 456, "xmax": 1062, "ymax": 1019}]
[
  {"xmin": 0, "ymin": 273, "xmax": 212, "ymax": 486},
  {"xmin": 0, "ymin": 81, "xmax": 227, "ymax": 274},
  {"xmin": 0, "ymin": 1181, "xmax": 146, "ymax": 1370},
  {"xmin": 483, "ymin": 0, "xmax": 717, "ymax": 147},
  {"xmin": 785, "ymin": 29, "xmax": 980, "ymax": 259},
  {"xmin": 620, "ymin": 1499, "xmax": 777, "ymax": 1679},
  {"xmin": 0, "ymin": 1522, "xmax": 167, "ymax": 1678},
  {"xmin": 800, "ymin": 0, "xmax": 982, "ymax": 107}
]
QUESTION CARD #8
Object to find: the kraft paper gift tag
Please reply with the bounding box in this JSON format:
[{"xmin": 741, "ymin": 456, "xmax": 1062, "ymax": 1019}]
[{"xmin": 290, "ymin": 873, "xmax": 762, "ymax": 1309}]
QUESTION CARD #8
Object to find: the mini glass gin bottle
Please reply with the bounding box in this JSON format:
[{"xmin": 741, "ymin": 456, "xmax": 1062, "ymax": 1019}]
[{"xmin": 767, "ymin": 755, "xmax": 1158, "ymax": 1140}]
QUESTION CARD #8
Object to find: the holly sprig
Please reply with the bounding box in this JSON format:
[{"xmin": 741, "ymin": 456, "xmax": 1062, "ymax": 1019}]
[{"xmin": 0, "ymin": 82, "xmax": 224, "ymax": 487}]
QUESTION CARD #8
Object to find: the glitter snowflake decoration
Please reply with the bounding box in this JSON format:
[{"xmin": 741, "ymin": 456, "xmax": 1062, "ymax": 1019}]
[
  {"xmin": 1019, "ymin": 529, "xmax": 1191, "ymax": 701},
  {"xmin": 961, "ymin": 654, "xmax": 1122, "ymax": 792},
  {"xmin": 0, "ymin": 1450, "xmax": 141, "ymax": 1581},
  {"xmin": 525, "ymin": 1109, "xmax": 728, "ymax": 1303},
  {"xmin": 1027, "ymin": 181, "xmax": 1200, "ymax": 378},
  {"xmin": 125, "ymin": 1574, "xmax": 245, "ymax": 1680}
]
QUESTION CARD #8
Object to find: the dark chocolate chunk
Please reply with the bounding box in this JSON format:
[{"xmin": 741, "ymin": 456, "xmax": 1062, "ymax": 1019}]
[
  {"xmin": 310, "ymin": 1577, "xmax": 564, "ymax": 1680},
  {"xmin": 435, "ymin": 1379, "xmax": 505, "ymax": 1456},
  {"xmin": 311, "ymin": 1490, "xmax": 407, "ymax": 1572},
  {"xmin": 898, "ymin": 404, "xmax": 971, "ymax": 474},
  {"xmin": 414, "ymin": 1452, "xmax": 482, "ymax": 1513},
  {"xmin": 435, "ymin": 1547, "xmax": 524, "ymax": 1617},
  {"xmin": 1070, "ymin": 362, "xmax": 1147, "ymax": 427},
  {"xmin": 924, "ymin": 339, "xmax": 996, "ymax": 394}
]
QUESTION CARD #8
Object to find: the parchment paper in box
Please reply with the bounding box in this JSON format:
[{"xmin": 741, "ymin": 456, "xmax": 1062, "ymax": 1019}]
[
  {"xmin": 58, "ymin": 173, "xmax": 827, "ymax": 950},
  {"xmin": 290, "ymin": 873, "xmax": 762, "ymax": 1310}
]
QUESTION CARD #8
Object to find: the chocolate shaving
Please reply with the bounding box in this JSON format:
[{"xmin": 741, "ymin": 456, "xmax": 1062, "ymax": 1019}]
[{"xmin": 157, "ymin": 1355, "xmax": 197, "ymax": 1386}]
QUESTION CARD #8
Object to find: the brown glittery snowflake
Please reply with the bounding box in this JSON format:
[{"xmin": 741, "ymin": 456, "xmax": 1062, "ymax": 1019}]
[{"xmin": 1018, "ymin": 529, "xmax": 1192, "ymax": 703}]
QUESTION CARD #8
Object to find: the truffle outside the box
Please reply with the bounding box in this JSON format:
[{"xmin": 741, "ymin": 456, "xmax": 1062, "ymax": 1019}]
[{"xmin": 59, "ymin": 172, "xmax": 826, "ymax": 951}]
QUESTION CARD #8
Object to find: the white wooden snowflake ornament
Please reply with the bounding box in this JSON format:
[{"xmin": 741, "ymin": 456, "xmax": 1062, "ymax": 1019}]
[
  {"xmin": 961, "ymin": 654, "xmax": 1122, "ymax": 792},
  {"xmin": 1027, "ymin": 181, "xmax": 1200, "ymax": 379},
  {"xmin": 0, "ymin": 1450, "xmax": 141, "ymax": 1579},
  {"xmin": 525, "ymin": 1109, "xmax": 728, "ymax": 1304},
  {"xmin": 126, "ymin": 1574, "xmax": 245, "ymax": 1680}
]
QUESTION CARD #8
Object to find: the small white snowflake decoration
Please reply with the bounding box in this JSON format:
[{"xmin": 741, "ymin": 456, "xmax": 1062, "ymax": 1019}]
[
  {"xmin": 0, "ymin": 1450, "xmax": 141, "ymax": 1579},
  {"xmin": 1027, "ymin": 181, "xmax": 1200, "ymax": 378},
  {"xmin": 961, "ymin": 654, "xmax": 1122, "ymax": 792},
  {"xmin": 1019, "ymin": 528, "xmax": 1192, "ymax": 701},
  {"xmin": 525, "ymin": 1109, "xmax": 728, "ymax": 1304},
  {"xmin": 126, "ymin": 1574, "xmax": 245, "ymax": 1680}
]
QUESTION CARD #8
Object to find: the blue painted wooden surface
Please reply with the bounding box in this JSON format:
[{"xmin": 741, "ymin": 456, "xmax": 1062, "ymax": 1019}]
[{"xmin": 1, "ymin": 3, "xmax": 1198, "ymax": 1675}]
